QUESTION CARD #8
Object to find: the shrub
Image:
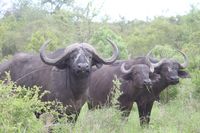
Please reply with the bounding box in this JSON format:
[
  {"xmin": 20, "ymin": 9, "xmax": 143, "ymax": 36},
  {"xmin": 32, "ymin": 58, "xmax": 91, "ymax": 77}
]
[
  {"xmin": 191, "ymin": 70, "xmax": 200, "ymax": 99},
  {"xmin": 159, "ymin": 86, "xmax": 179, "ymax": 103},
  {"xmin": 0, "ymin": 80, "xmax": 45, "ymax": 132},
  {"xmin": 90, "ymin": 27, "xmax": 128, "ymax": 59},
  {"xmin": 26, "ymin": 30, "xmax": 60, "ymax": 53}
]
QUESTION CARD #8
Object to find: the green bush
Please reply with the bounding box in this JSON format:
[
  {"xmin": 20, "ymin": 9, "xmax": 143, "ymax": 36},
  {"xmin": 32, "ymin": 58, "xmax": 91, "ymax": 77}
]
[
  {"xmin": 0, "ymin": 81, "xmax": 45, "ymax": 132},
  {"xmin": 26, "ymin": 30, "xmax": 60, "ymax": 53},
  {"xmin": 90, "ymin": 27, "xmax": 128, "ymax": 59},
  {"xmin": 159, "ymin": 86, "xmax": 179, "ymax": 103},
  {"xmin": 191, "ymin": 70, "xmax": 200, "ymax": 99},
  {"xmin": 0, "ymin": 78, "xmax": 71, "ymax": 132},
  {"xmin": 182, "ymin": 43, "xmax": 200, "ymax": 70}
]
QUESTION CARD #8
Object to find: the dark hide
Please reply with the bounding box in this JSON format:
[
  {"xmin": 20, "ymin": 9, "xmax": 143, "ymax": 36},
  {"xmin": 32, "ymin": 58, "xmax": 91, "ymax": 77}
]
[
  {"xmin": 88, "ymin": 60, "xmax": 159, "ymax": 118},
  {"xmin": 133, "ymin": 57, "xmax": 190, "ymax": 126},
  {"xmin": 0, "ymin": 41, "xmax": 118, "ymax": 122},
  {"xmin": 0, "ymin": 52, "xmax": 92, "ymax": 121}
]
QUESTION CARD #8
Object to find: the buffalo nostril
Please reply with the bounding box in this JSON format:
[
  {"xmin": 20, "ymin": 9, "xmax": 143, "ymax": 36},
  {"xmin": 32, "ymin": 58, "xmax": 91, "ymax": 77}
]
[
  {"xmin": 144, "ymin": 79, "xmax": 152, "ymax": 85},
  {"xmin": 170, "ymin": 76, "xmax": 179, "ymax": 81},
  {"xmin": 77, "ymin": 63, "xmax": 90, "ymax": 73},
  {"xmin": 78, "ymin": 64, "xmax": 81, "ymax": 68}
]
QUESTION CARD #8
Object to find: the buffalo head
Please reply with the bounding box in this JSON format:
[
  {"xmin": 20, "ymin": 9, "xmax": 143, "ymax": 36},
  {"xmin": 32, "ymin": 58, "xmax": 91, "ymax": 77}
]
[
  {"xmin": 40, "ymin": 39, "xmax": 119, "ymax": 78},
  {"xmin": 147, "ymin": 50, "xmax": 190, "ymax": 85},
  {"xmin": 120, "ymin": 62, "xmax": 156, "ymax": 89}
]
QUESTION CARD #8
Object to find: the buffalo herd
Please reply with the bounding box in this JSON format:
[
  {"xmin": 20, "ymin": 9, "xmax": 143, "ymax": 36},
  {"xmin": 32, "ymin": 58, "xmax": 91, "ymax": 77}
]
[{"xmin": 0, "ymin": 38, "xmax": 189, "ymax": 126}]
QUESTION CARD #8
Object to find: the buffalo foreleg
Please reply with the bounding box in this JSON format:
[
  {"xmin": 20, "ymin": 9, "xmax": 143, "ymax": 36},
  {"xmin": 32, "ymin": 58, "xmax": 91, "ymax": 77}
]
[
  {"xmin": 119, "ymin": 101, "xmax": 133, "ymax": 121},
  {"xmin": 137, "ymin": 101, "xmax": 154, "ymax": 126}
]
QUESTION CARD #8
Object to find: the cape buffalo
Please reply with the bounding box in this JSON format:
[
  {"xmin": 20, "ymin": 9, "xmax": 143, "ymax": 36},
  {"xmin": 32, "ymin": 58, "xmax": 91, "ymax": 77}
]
[
  {"xmin": 87, "ymin": 50, "xmax": 189, "ymax": 126},
  {"xmin": 0, "ymin": 38, "xmax": 119, "ymax": 121},
  {"xmin": 135, "ymin": 50, "xmax": 190, "ymax": 126},
  {"xmin": 88, "ymin": 59, "xmax": 160, "ymax": 118}
]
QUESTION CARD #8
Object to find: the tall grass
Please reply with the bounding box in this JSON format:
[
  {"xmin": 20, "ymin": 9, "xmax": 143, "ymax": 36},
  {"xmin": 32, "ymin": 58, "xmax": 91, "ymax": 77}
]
[
  {"xmin": 0, "ymin": 76, "xmax": 200, "ymax": 133},
  {"xmin": 51, "ymin": 76, "xmax": 200, "ymax": 133}
]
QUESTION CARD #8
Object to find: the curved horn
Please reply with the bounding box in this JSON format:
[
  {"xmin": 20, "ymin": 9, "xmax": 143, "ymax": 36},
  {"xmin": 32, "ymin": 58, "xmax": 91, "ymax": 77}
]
[
  {"xmin": 120, "ymin": 63, "xmax": 135, "ymax": 74},
  {"xmin": 92, "ymin": 38, "xmax": 119, "ymax": 64},
  {"xmin": 146, "ymin": 49, "xmax": 165, "ymax": 68},
  {"xmin": 40, "ymin": 40, "xmax": 69, "ymax": 65},
  {"xmin": 145, "ymin": 57, "xmax": 154, "ymax": 73},
  {"xmin": 177, "ymin": 50, "xmax": 188, "ymax": 69}
]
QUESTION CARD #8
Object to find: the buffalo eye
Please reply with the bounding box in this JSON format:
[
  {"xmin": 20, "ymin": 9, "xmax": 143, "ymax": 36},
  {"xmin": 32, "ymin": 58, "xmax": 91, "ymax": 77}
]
[
  {"xmin": 123, "ymin": 73, "xmax": 133, "ymax": 81},
  {"xmin": 89, "ymin": 56, "xmax": 92, "ymax": 60}
]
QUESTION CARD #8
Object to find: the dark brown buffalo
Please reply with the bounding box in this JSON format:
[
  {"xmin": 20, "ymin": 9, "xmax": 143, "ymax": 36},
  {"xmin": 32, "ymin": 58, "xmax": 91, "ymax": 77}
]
[
  {"xmin": 0, "ymin": 38, "xmax": 119, "ymax": 121},
  {"xmin": 135, "ymin": 50, "xmax": 190, "ymax": 126},
  {"xmin": 88, "ymin": 50, "xmax": 189, "ymax": 126},
  {"xmin": 88, "ymin": 59, "xmax": 160, "ymax": 117}
]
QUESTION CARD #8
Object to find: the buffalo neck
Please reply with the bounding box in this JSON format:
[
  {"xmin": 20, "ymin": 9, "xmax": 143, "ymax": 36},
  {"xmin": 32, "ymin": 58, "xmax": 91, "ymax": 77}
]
[
  {"xmin": 152, "ymin": 77, "xmax": 169, "ymax": 96},
  {"xmin": 67, "ymin": 68, "xmax": 90, "ymax": 100}
]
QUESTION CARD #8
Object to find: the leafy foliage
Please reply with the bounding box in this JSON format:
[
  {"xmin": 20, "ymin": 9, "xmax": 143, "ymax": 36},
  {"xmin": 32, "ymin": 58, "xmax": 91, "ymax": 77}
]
[
  {"xmin": 90, "ymin": 27, "xmax": 128, "ymax": 59},
  {"xmin": 192, "ymin": 70, "xmax": 200, "ymax": 99},
  {"xmin": 0, "ymin": 80, "xmax": 45, "ymax": 132},
  {"xmin": 0, "ymin": 0, "xmax": 200, "ymax": 132}
]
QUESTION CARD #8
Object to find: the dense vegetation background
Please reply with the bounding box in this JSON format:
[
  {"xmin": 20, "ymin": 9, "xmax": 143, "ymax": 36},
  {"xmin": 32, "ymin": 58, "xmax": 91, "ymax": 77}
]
[{"xmin": 0, "ymin": 0, "xmax": 200, "ymax": 132}]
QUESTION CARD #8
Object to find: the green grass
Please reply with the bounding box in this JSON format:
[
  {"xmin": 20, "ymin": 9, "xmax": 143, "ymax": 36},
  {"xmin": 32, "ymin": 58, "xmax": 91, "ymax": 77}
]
[
  {"xmin": 0, "ymin": 78, "xmax": 200, "ymax": 133},
  {"xmin": 52, "ymin": 78, "xmax": 200, "ymax": 133},
  {"xmin": 51, "ymin": 97, "xmax": 200, "ymax": 133}
]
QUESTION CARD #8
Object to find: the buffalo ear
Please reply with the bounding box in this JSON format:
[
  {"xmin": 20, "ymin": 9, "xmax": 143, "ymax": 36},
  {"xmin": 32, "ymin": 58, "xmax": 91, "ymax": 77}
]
[
  {"xmin": 56, "ymin": 65, "xmax": 66, "ymax": 69},
  {"xmin": 122, "ymin": 73, "xmax": 132, "ymax": 81},
  {"xmin": 55, "ymin": 60, "xmax": 69, "ymax": 69},
  {"xmin": 150, "ymin": 72, "xmax": 161, "ymax": 81},
  {"xmin": 154, "ymin": 66, "xmax": 161, "ymax": 74},
  {"xmin": 92, "ymin": 59, "xmax": 103, "ymax": 69},
  {"xmin": 178, "ymin": 70, "xmax": 190, "ymax": 78},
  {"xmin": 95, "ymin": 63, "xmax": 103, "ymax": 69}
]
